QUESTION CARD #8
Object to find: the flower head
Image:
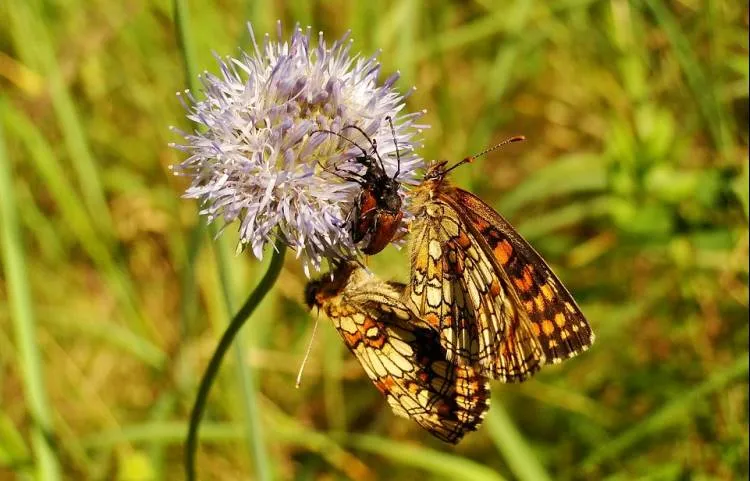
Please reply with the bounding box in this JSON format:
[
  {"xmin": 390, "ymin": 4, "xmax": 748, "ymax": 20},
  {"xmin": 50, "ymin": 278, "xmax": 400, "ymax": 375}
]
[{"xmin": 171, "ymin": 22, "xmax": 426, "ymax": 275}]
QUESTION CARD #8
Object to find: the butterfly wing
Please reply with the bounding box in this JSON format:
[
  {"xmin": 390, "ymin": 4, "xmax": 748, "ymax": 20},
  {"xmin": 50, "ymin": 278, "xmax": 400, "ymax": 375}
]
[
  {"xmin": 450, "ymin": 189, "xmax": 595, "ymax": 363},
  {"xmin": 307, "ymin": 265, "xmax": 490, "ymax": 443},
  {"xmin": 405, "ymin": 193, "xmax": 544, "ymax": 382}
]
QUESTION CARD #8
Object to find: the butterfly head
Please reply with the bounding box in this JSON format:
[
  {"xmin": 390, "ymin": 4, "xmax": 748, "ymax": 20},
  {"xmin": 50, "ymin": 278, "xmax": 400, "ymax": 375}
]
[
  {"xmin": 304, "ymin": 262, "xmax": 359, "ymax": 309},
  {"xmin": 423, "ymin": 160, "xmax": 452, "ymax": 181}
]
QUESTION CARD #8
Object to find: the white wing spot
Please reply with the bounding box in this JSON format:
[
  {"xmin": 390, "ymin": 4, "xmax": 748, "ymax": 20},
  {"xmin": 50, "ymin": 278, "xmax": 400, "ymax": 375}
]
[{"xmin": 428, "ymin": 239, "xmax": 442, "ymax": 260}]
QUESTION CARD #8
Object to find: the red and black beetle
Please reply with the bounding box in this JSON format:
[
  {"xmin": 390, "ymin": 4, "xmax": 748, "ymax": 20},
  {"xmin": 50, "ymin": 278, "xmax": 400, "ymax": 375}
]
[{"xmin": 313, "ymin": 118, "xmax": 404, "ymax": 255}]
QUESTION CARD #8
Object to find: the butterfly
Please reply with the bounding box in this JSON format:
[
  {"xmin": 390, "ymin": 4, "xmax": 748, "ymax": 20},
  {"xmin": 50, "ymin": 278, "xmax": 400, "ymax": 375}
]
[
  {"xmin": 403, "ymin": 137, "xmax": 595, "ymax": 382},
  {"xmin": 305, "ymin": 262, "xmax": 490, "ymax": 443},
  {"xmin": 312, "ymin": 119, "xmax": 404, "ymax": 255}
]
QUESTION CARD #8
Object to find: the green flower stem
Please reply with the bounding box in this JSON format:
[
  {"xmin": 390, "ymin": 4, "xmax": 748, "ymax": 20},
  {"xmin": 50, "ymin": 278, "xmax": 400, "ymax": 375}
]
[
  {"xmin": 171, "ymin": 2, "xmax": 279, "ymax": 478},
  {"xmin": 185, "ymin": 244, "xmax": 286, "ymax": 481},
  {"xmin": 210, "ymin": 228, "xmax": 271, "ymax": 480},
  {"xmin": 0, "ymin": 106, "xmax": 62, "ymax": 480}
]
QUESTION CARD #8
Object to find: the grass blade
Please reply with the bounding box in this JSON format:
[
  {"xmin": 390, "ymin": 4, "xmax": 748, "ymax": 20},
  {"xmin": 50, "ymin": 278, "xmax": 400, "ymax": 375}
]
[
  {"xmin": 485, "ymin": 404, "xmax": 553, "ymax": 481},
  {"xmin": 642, "ymin": 0, "xmax": 732, "ymax": 151},
  {"xmin": 5, "ymin": 2, "xmax": 113, "ymax": 236},
  {"xmin": 346, "ymin": 434, "xmax": 506, "ymax": 481},
  {"xmin": 0, "ymin": 104, "xmax": 62, "ymax": 480},
  {"xmin": 0, "ymin": 411, "xmax": 30, "ymax": 470}
]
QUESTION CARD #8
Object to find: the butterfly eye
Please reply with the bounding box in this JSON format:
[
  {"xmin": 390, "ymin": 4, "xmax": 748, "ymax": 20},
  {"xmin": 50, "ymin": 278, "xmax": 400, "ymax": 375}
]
[{"xmin": 424, "ymin": 161, "xmax": 449, "ymax": 180}]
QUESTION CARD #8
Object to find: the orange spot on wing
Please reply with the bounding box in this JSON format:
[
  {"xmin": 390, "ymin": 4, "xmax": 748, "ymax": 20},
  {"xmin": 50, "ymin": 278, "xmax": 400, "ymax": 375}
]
[
  {"xmin": 472, "ymin": 216, "xmax": 490, "ymax": 230},
  {"xmin": 363, "ymin": 335, "xmax": 386, "ymax": 349},
  {"xmin": 424, "ymin": 313, "xmax": 441, "ymax": 329},
  {"xmin": 457, "ymin": 231, "xmax": 472, "ymax": 249},
  {"xmin": 523, "ymin": 265, "xmax": 535, "ymax": 281},
  {"xmin": 489, "ymin": 279, "xmax": 501, "ymax": 296},
  {"xmin": 524, "ymin": 300, "xmax": 536, "ymax": 313},
  {"xmin": 540, "ymin": 283, "xmax": 554, "ymax": 301},
  {"xmin": 375, "ymin": 375, "xmax": 395, "ymax": 394},
  {"xmin": 530, "ymin": 322, "xmax": 541, "ymax": 336},
  {"xmin": 514, "ymin": 264, "xmax": 535, "ymax": 292},
  {"xmin": 542, "ymin": 320, "xmax": 555, "ymax": 335},
  {"xmin": 494, "ymin": 240, "xmax": 513, "ymax": 265},
  {"xmin": 533, "ymin": 294, "xmax": 546, "ymax": 313},
  {"xmin": 407, "ymin": 382, "xmax": 421, "ymax": 394},
  {"xmin": 341, "ymin": 331, "xmax": 362, "ymax": 346},
  {"xmin": 554, "ymin": 312, "xmax": 566, "ymax": 327}
]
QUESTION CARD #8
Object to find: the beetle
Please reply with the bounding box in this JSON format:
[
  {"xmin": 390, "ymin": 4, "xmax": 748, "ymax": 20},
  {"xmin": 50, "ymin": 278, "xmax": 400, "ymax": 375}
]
[{"xmin": 312, "ymin": 118, "xmax": 404, "ymax": 255}]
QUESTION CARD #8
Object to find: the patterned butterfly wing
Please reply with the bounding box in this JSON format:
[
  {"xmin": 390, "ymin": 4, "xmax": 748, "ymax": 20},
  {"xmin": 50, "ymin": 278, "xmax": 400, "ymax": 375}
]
[
  {"xmin": 405, "ymin": 178, "xmax": 545, "ymax": 382},
  {"xmin": 305, "ymin": 264, "xmax": 490, "ymax": 443},
  {"xmin": 450, "ymin": 188, "xmax": 595, "ymax": 363}
]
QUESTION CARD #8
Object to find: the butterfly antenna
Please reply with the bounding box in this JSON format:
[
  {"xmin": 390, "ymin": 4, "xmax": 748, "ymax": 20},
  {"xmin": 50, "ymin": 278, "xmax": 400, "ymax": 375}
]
[
  {"xmin": 295, "ymin": 311, "xmax": 321, "ymax": 388},
  {"xmin": 443, "ymin": 135, "xmax": 526, "ymax": 176},
  {"xmin": 386, "ymin": 116, "xmax": 401, "ymax": 179}
]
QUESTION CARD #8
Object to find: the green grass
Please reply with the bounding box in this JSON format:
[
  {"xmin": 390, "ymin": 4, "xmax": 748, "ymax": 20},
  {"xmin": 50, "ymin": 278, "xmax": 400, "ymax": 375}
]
[
  {"xmin": 1, "ymin": 102, "xmax": 61, "ymax": 480},
  {"xmin": 0, "ymin": 0, "xmax": 747, "ymax": 480}
]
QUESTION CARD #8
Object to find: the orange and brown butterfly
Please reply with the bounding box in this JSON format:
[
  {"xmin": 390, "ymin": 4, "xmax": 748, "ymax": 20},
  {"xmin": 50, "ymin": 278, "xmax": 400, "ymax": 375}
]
[
  {"xmin": 403, "ymin": 137, "xmax": 595, "ymax": 382},
  {"xmin": 305, "ymin": 262, "xmax": 490, "ymax": 443}
]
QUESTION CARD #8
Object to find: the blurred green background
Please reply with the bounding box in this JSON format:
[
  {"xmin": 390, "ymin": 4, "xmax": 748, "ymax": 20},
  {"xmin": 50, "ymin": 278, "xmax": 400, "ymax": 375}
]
[{"xmin": 1, "ymin": 1, "xmax": 747, "ymax": 480}]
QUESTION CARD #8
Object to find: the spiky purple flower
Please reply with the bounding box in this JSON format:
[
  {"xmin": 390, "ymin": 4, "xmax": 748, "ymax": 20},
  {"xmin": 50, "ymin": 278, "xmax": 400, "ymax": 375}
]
[{"xmin": 171, "ymin": 22, "xmax": 426, "ymax": 275}]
